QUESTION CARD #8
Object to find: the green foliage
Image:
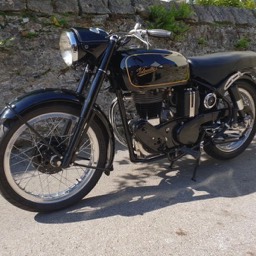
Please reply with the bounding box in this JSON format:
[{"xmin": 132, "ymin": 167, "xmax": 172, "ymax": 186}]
[
  {"xmin": 51, "ymin": 15, "xmax": 68, "ymax": 28},
  {"xmin": 147, "ymin": 4, "xmax": 193, "ymax": 36},
  {"xmin": 242, "ymin": 0, "xmax": 256, "ymax": 9},
  {"xmin": 197, "ymin": 37, "xmax": 207, "ymax": 46},
  {"xmin": 196, "ymin": 0, "xmax": 256, "ymax": 9},
  {"xmin": 234, "ymin": 37, "xmax": 250, "ymax": 50}
]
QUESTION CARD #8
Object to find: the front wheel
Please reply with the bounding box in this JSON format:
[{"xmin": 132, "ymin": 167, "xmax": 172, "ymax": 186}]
[
  {"xmin": 204, "ymin": 80, "xmax": 256, "ymax": 160},
  {"xmin": 0, "ymin": 104, "xmax": 107, "ymax": 212}
]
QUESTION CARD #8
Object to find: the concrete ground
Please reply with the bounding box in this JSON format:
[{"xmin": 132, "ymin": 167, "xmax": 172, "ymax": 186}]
[{"xmin": 0, "ymin": 140, "xmax": 256, "ymax": 256}]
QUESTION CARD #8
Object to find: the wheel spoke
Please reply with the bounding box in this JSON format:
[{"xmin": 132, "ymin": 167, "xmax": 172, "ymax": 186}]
[
  {"xmin": 4, "ymin": 111, "xmax": 100, "ymax": 204},
  {"xmin": 215, "ymin": 86, "xmax": 255, "ymax": 152}
]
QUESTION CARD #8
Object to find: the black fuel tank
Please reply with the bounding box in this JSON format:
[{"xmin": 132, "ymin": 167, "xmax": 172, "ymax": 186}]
[{"xmin": 118, "ymin": 49, "xmax": 190, "ymax": 92}]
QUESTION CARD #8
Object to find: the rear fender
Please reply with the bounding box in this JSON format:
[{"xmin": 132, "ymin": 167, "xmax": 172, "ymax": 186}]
[
  {"xmin": 218, "ymin": 72, "xmax": 256, "ymax": 95},
  {"xmin": 0, "ymin": 88, "xmax": 115, "ymax": 173}
]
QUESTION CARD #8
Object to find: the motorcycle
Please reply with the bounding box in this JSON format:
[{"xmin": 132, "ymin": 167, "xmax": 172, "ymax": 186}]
[{"xmin": 0, "ymin": 23, "xmax": 256, "ymax": 212}]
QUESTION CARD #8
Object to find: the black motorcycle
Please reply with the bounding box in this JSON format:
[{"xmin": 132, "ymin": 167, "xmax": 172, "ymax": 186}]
[{"xmin": 0, "ymin": 23, "xmax": 256, "ymax": 212}]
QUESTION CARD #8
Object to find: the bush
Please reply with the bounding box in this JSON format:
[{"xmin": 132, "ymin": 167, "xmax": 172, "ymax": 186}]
[
  {"xmin": 234, "ymin": 37, "xmax": 250, "ymax": 50},
  {"xmin": 147, "ymin": 3, "xmax": 193, "ymax": 36},
  {"xmin": 196, "ymin": 0, "xmax": 256, "ymax": 9}
]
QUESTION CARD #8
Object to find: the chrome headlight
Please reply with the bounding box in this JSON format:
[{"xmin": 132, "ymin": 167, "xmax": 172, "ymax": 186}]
[{"xmin": 59, "ymin": 31, "xmax": 78, "ymax": 66}]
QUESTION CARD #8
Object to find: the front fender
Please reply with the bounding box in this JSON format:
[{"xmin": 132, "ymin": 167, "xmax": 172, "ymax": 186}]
[
  {"xmin": 0, "ymin": 88, "xmax": 115, "ymax": 173},
  {"xmin": 1, "ymin": 88, "xmax": 83, "ymax": 119}
]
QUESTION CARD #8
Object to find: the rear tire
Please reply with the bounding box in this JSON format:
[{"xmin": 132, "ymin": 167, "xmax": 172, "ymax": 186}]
[
  {"xmin": 204, "ymin": 80, "xmax": 256, "ymax": 160},
  {"xmin": 0, "ymin": 104, "xmax": 107, "ymax": 212}
]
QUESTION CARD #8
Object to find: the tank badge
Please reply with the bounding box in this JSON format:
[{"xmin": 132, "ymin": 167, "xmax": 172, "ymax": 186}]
[{"xmin": 136, "ymin": 67, "xmax": 157, "ymax": 77}]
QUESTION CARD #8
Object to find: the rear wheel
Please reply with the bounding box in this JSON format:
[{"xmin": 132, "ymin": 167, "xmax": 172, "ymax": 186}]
[
  {"xmin": 0, "ymin": 104, "xmax": 107, "ymax": 212},
  {"xmin": 204, "ymin": 81, "xmax": 256, "ymax": 160}
]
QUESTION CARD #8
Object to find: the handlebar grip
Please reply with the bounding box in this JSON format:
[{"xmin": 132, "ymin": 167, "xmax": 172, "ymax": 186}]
[{"xmin": 147, "ymin": 29, "xmax": 172, "ymax": 38}]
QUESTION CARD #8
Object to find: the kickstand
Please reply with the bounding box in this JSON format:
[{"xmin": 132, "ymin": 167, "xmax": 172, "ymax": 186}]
[
  {"xmin": 191, "ymin": 141, "xmax": 204, "ymax": 182},
  {"xmin": 191, "ymin": 157, "xmax": 200, "ymax": 182},
  {"xmin": 169, "ymin": 161, "xmax": 175, "ymax": 169}
]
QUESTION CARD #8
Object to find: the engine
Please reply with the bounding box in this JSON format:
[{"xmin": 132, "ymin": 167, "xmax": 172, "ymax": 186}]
[
  {"xmin": 132, "ymin": 87, "xmax": 201, "ymax": 120},
  {"xmin": 128, "ymin": 88, "xmax": 201, "ymax": 154},
  {"xmin": 132, "ymin": 91, "xmax": 163, "ymax": 120},
  {"xmin": 110, "ymin": 87, "xmax": 219, "ymax": 157}
]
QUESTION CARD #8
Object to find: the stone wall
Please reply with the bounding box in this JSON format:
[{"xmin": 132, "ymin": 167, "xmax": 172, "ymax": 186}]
[{"xmin": 1, "ymin": 0, "xmax": 256, "ymax": 108}]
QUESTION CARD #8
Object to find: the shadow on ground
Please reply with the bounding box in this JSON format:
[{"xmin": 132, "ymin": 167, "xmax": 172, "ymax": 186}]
[{"xmin": 35, "ymin": 141, "xmax": 256, "ymax": 224}]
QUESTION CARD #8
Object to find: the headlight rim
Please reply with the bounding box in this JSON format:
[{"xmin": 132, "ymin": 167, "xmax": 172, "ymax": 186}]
[{"xmin": 59, "ymin": 30, "xmax": 79, "ymax": 66}]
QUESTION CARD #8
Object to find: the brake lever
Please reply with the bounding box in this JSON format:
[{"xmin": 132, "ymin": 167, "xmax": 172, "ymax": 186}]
[{"xmin": 128, "ymin": 29, "xmax": 151, "ymax": 49}]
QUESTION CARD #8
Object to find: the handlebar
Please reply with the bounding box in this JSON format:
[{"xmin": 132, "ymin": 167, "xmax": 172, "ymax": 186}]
[
  {"xmin": 146, "ymin": 29, "xmax": 172, "ymax": 38},
  {"xmin": 128, "ymin": 28, "xmax": 172, "ymax": 39},
  {"xmin": 118, "ymin": 23, "xmax": 172, "ymax": 49}
]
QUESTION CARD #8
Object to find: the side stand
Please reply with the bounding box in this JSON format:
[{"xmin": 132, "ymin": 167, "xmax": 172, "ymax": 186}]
[{"xmin": 191, "ymin": 141, "xmax": 204, "ymax": 182}]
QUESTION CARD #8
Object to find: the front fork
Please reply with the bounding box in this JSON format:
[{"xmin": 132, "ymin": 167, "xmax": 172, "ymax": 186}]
[{"xmin": 61, "ymin": 35, "xmax": 118, "ymax": 168}]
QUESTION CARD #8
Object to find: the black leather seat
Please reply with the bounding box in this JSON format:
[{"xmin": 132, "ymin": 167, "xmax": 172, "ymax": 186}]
[{"xmin": 188, "ymin": 51, "xmax": 256, "ymax": 86}]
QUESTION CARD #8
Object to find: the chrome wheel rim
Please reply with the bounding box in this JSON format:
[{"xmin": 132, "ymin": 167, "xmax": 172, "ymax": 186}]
[
  {"xmin": 4, "ymin": 112, "xmax": 99, "ymax": 204},
  {"xmin": 216, "ymin": 88, "xmax": 255, "ymax": 152}
]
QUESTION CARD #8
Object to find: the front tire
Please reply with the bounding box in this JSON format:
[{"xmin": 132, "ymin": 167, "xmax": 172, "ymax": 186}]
[
  {"xmin": 204, "ymin": 80, "xmax": 256, "ymax": 160},
  {"xmin": 0, "ymin": 104, "xmax": 107, "ymax": 212}
]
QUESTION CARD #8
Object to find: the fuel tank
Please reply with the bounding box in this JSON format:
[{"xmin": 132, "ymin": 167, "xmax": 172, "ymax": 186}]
[{"xmin": 117, "ymin": 49, "xmax": 190, "ymax": 92}]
